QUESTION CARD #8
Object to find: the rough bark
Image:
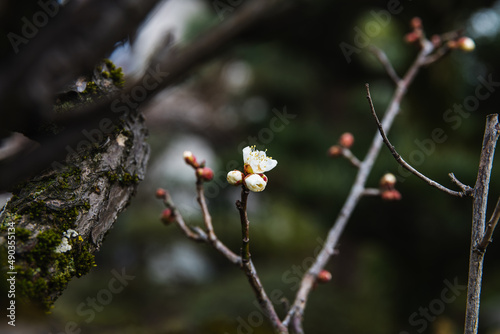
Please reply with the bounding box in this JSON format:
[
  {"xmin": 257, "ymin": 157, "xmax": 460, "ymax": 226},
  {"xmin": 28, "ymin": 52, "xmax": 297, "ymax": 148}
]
[
  {"xmin": 464, "ymin": 114, "xmax": 499, "ymax": 333},
  {"xmin": 0, "ymin": 64, "xmax": 150, "ymax": 310}
]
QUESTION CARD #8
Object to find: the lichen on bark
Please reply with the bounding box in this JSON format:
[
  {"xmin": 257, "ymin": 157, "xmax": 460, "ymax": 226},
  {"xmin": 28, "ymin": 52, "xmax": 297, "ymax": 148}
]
[{"xmin": 0, "ymin": 60, "xmax": 149, "ymax": 311}]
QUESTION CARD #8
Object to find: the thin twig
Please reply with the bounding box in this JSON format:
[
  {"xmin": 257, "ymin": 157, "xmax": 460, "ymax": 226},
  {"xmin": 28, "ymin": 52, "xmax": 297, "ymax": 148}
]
[
  {"xmin": 164, "ymin": 189, "xmax": 241, "ymax": 264},
  {"xmin": 449, "ymin": 173, "xmax": 474, "ymax": 194},
  {"xmin": 361, "ymin": 188, "xmax": 381, "ymax": 196},
  {"xmin": 163, "ymin": 191, "xmax": 205, "ymax": 241},
  {"xmin": 465, "ymin": 114, "xmax": 499, "ymax": 334},
  {"xmin": 478, "ymin": 197, "xmax": 500, "ymax": 250},
  {"xmin": 237, "ymin": 187, "xmax": 251, "ymax": 263},
  {"xmin": 283, "ymin": 40, "xmax": 437, "ymax": 329},
  {"xmin": 196, "ymin": 180, "xmax": 217, "ymax": 242},
  {"xmin": 342, "ymin": 148, "xmax": 361, "ymax": 168},
  {"xmin": 368, "ymin": 46, "xmax": 401, "ymax": 84},
  {"xmin": 366, "ymin": 84, "xmax": 470, "ymax": 198},
  {"xmin": 236, "ymin": 187, "xmax": 288, "ymax": 333}
]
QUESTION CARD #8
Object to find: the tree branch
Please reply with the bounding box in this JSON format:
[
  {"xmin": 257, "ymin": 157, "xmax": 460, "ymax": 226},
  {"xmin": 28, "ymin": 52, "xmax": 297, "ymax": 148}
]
[
  {"xmin": 283, "ymin": 37, "xmax": 437, "ymax": 329},
  {"xmin": 366, "ymin": 83, "xmax": 472, "ymax": 198},
  {"xmin": 465, "ymin": 114, "xmax": 499, "ymax": 334},
  {"xmin": 237, "ymin": 187, "xmax": 251, "ymax": 263},
  {"xmin": 368, "ymin": 46, "xmax": 401, "ymax": 84},
  {"xmin": 341, "ymin": 147, "xmax": 361, "ymax": 168},
  {"xmin": 236, "ymin": 187, "xmax": 288, "ymax": 333},
  {"xmin": 161, "ymin": 175, "xmax": 287, "ymax": 332},
  {"xmin": 0, "ymin": 0, "xmax": 293, "ymax": 191},
  {"xmin": 478, "ymin": 197, "xmax": 500, "ymax": 251},
  {"xmin": 197, "ymin": 181, "xmax": 217, "ymax": 242}
]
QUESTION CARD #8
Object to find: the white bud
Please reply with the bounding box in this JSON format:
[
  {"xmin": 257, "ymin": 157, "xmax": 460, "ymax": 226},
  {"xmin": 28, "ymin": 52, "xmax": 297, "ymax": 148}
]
[
  {"xmin": 227, "ymin": 170, "xmax": 244, "ymax": 185},
  {"xmin": 244, "ymin": 174, "xmax": 267, "ymax": 192}
]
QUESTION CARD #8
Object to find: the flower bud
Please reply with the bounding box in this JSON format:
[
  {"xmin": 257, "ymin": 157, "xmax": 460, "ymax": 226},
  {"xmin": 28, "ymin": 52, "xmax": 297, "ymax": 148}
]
[
  {"xmin": 404, "ymin": 32, "xmax": 419, "ymax": 43},
  {"xmin": 227, "ymin": 170, "xmax": 244, "ymax": 185},
  {"xmin": 410, "ymin": 17, "xmax": 422, "ymax": 30},
  {"xmin": 155, "ymin": 188, "xmax": 166, "ymax": 199},
  {"xmin": 447, "ymin": 40, "xmax": 458, "ymax": 49},
  {"xmin": 328, "ymin": 145, "xmax": 342, "ymax": 158},
  {"xmin": 339, "ymin": 132, "xmax": 354, "ymax": 148},
  {"xmin": 317, "ymin": 270, "xmax": 332, "ymax": 283},
  {"xmin": 161, "ymin": 208, "xmax": 175, "ymax": 224},
  {"xmin": 258, "ymin": 174, "xmax": 268, "ymax": 183},
  {"xmin": 381, "ymin": 189, "xmax": 402, "ymax": 201},
  {"xmin": 380, "ymin": 173, "xmax": 397, "ymax": 188},
  {"xmin": 244, "ymin": 173, "xmax": 267, "ymax": 192},
  {"xmin": 197, "ymin": 167, "xmax": 214, "ymax": 181},
  {"xmin": 457, "ymin": 37, "xmax": 475, "ymax": 52},
  {"xmin": 183, "ymin": 151, "xmax": 199, "ymax": 168}
]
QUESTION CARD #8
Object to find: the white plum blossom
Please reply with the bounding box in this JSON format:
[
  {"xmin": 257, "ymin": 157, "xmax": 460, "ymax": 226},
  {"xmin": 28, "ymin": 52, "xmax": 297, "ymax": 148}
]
[
  {"xmin": 227, "ymin": 170, "xmax": 244, "ymax": 185},
  {"xmin": 244, "ymin": 174, "xmax": 267, "ymax": 192},
  {"xmin": 243, "ymin": 146, "xmax": 277, "ymax": 174}
]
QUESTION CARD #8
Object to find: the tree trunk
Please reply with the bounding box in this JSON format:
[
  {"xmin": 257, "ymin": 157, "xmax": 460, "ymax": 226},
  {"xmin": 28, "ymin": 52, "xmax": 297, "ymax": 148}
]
[{"xmin": 0, "ymin": 95, "xmax": 149, "ymax": 311}]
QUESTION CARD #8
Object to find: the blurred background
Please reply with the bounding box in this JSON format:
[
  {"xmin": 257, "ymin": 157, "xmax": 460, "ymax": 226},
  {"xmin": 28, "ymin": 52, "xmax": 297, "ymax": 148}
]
[{"xmin": 3, "ymin": 0, "xmax": 500, "ymax": 333}]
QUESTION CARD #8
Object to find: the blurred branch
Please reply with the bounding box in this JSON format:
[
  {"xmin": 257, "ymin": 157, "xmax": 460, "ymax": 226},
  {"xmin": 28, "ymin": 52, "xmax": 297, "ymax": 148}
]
[
  {"xmin": 465, "ymin": 114, "xmax": 499, "ymax": 334},
  {"xmin": 197, "ymin": 180, "xmax": 217, "ymax": 242},
  {"xmin": 0, "ymin": 0, "xmax": 293, "ymax": 191},
  {"xmin": 162, "ymin": 190, "xmax": 207, "ymax": 242},
  {"xmin": 0, "ymin": 0, "xmax": 162, "ymax": 137},
  {"xmin": 366, "ymin": 84, "xmax": 473, "ymax": 198},
  {"xmin": 341, "ymin": 147, "xmax": 361, "ymax": 168},
  {"xmin": 368, "ymin": 46, "xmax": 400, "ymax": 84},
  {"xmin": 361, "ymin": 188, "xmax": 381, "ymax": 196}
]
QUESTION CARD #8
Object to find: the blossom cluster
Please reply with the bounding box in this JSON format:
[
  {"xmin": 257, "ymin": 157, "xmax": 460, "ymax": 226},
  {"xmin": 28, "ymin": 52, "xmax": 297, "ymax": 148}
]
[{"xmin": 227, "ymin": 146, "xmax": 277, "ymax": 192}]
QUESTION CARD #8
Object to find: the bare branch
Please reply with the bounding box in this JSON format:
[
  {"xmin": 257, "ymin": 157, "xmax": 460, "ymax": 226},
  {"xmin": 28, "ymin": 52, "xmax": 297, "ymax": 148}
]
[
  {"xmin": 163, "ymin": 189, "xmax": 241, "ymax": 264},
  {"xmin": 365, "ymin": 84, "xmax": 470, "ymax": 198},
  {"xmin": 362, "ymin": 188, "xmax": 381, "ymax": 197},
  {"xmin": 196, "ymin": 181, "xmax": 217, "ymax": 242},
  {"xmin": 163, "ymin": 190, "xmax": 206, "ymax": 242},
  {"xmin": 235, "ymin": 187, "xmax": 288, "ymax": 333},
  {"xmin": 449, "ymin": 173, "xmax": 474, "ymax": 194},
  {"xmin": 341, "ymin": 147, "xmax": 362, "ymax": 168},
  {"xmin": 478, "ymin": 197, "xmax": 500, "ymax": 250},
  {"xmin": 465, "ymin": 114, "xmax": 500, "ymax": 334},
  {"xmin": 284, "ymin": 39, "xmax": 436, "ymax": 329},
  {"xmin": 368, "ymin": 46, "xmax": 401, "ymax": 84},
  {"xmin": 236, "ymin": 187, "xmax": 251, "ymax": 263}
]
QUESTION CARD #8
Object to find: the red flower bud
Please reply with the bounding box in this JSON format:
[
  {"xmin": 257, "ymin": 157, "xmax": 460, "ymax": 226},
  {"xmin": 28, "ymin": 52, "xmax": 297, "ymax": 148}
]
[
  {"xmin": 404, "ymin": 32, "xmax": 419, "ymax": 44},
  {"xmin": 183, "ymin": 151, "xmax": 199, "ymax": 168},
  {"xmin": 161, "ymin": 208, "xmax": 175, "ymax": 224},
  {"xmin": 410, "ymin": 17, "xmax": 422, "ymax": 30},
  {"xmin": 155, "ymin": 188, "xmax": 166, "ymax": 199},
  {"xmin": 317, "ymin": 270, "xmax": 332, "ymax": 283},
  {"xmin": 381, "ymin": 189, "xmax": 402, "ymax": 201},
  {"xmin": 339, "ymin": 132, "xmax": 354, "ymax": 148},
  {"xmin": 197, "ymin": 167, "xmax": 214, "ymax": 181},
  {"xmin": 328, "ymin": 145, "xmax": 343, "ymax": 158}
]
